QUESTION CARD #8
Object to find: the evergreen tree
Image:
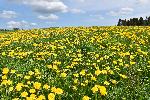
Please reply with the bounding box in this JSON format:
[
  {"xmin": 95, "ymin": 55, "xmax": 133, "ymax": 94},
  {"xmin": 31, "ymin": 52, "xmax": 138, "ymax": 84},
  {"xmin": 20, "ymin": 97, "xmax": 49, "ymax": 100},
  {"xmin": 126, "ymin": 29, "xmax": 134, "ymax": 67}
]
[
  {"xmin": 139, "ymin": 17, "xmax": 144, "ymax": 26},
  {"xmin": 117, "ymin": 19, "xmax": 122, "ymax": 26}
]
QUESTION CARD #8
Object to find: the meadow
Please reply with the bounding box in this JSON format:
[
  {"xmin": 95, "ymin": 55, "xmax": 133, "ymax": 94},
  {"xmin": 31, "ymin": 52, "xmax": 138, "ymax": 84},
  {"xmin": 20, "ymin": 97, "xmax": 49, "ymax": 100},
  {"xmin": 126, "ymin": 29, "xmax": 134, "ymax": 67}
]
[{"xmin": 0, "ymin": 26, "xmax": 150, "ymax": 100}]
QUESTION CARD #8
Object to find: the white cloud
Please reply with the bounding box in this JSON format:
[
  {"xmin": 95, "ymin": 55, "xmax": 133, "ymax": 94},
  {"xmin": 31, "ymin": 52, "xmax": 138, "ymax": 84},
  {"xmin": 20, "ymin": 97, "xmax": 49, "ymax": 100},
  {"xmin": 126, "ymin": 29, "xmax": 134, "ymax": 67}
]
[
  {"xmin": 108, "ymin": 7, "xmax": 134, "ymax": 16},
  {"xmin": 38, "ymin": 14, "xmax": 59, "ymax": 20},
  {"xmin": 7, "ymin": 20, "xmax": 37, "ymax": 29},
  {"xmin": 137, "ymin": 0, "xmax": 149, "ymax": 4},
  {"xmin": 0, "ymin": 10, "xmax": 17, "ymax": 19},
  {"xmin": 70, "ymin": 8, "xmax": 85, "ymax": 14},
  {"xmin": 8, "ymin": 0, "xmax": 68, "ymax": 14}
]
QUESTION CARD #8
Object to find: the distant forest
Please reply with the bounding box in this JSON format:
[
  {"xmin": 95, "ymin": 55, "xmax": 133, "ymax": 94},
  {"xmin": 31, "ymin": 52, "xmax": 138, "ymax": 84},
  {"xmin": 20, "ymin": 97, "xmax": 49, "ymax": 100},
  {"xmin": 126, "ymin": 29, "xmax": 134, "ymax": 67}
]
[{"xmin": 117, "ymin": 16, "xmax": 150, "ymax": 26}]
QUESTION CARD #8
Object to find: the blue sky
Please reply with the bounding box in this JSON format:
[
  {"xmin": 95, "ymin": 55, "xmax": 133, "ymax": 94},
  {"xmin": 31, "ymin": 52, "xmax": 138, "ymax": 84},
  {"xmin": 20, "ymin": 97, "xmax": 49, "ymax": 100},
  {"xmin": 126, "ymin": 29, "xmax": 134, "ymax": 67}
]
[{"xmin": 0, "ymin": 0, "xmax": 150, "ymax": 29}]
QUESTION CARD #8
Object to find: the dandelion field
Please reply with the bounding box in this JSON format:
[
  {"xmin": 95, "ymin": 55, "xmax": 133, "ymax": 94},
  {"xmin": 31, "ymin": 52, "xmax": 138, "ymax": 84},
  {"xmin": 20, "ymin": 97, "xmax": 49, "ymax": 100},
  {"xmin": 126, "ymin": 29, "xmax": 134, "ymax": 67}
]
[{"xmin": 0, "ymin": 26, "xmax": 150, "ymax": 100}]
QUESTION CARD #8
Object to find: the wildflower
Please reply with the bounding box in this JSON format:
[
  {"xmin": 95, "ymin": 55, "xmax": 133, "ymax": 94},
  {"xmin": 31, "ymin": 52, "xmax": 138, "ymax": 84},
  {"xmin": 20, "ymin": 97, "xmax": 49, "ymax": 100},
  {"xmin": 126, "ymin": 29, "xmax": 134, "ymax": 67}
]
[
  {"xmin": 43, "ymin": 84, "xmax": 50, "ymax": 90},
  {"xmin": 12, "ymin": 98, "xmax": 19, "ymax": 100},
  {"xmin": 80, "ymin": 69, "xmax": 86, "ymax": 76},
  {"xmin": 73, "ymin": 73, "xmax": 79, "ymax": 77},
  {"xmin": 101, "ymin": 70, "xmax": 107, "ymax": 74},
  {"xmin": 1, "ymin": 80, "xmax": 8, "ymax": 85},
  {"xmin": 91, "ymin": 86, "xmax": 98, "ymax": 93},
  {"xmin": 111, "ymin": 80, "xmax": 117, "ymax": 84},
  {"xmin": 98, "ymin": 86, "xmax": 107, "ymax": 96},
  {"xmin": 48, "ymin": 93, "xmax": 55, "ymax": 100},
  {"xmin": 7, "ymin": 80, "xmax": 12, "ymax": 85},
  {"xmin": 72, "ymin": 86, "xmax": 77, "ymax": 90},
  {"xmin": 47, "ymin": 65, "xmax": 52, "ymax": 69},
  {"xmin": 24, "ymin": 75, "xmax": 30, "ymax": 80},
  {"xmin": 29, "ymin": 71, "xmax": 34, "ymax": 75},
  {"xmin": 95, "ymin": 69, "xmax": 101, "ymax": 76},
  {"xmin": 74, "ymin": 79, "xmax": 78, "ymax": 84},
  {"xmin": 2, "ymin": 68, "xmax": 9, "ymax": 74},
  {"xmin": 130, "ymin": 61, "xmax": 136, "ymax": 65},
  {"xmin": 55, "ymin": 88, "xmax": 63, "ymax": 94},
  {"xmin": 10, "ymin": 69, "xmax": 16, "ymax": 74},
  {"xmin": 113, "ymin": 61, "xmax": 117, "ymax": 64},
  {"xmin": 60, "ymin": 72, "xmax": 67, "ymax": 78},
  {"xmin": 29, "ymin": 89, "xmax": 36, "ymax": 93},
  {"xmin": 119, "ymin": 74, "xmax": 127, "ymax": 79},
  {"xmin": 9, "ymin": 87, "xmax": 14, "ymax": 91},
  {"xmin": 30, "ymin": 94, "xmax": 36, "ymax": 99},
  {"xmin": 82, "ymin": 96, "xmax": 90, "ymax": 100},
  {"xmin": 2, "ymin": 52, "xmax": 6, "ymax": 56},
  {"xmin": 91, "ymin": 76, "xmax": 96, "ymax": 81},
  {"xmin": 27, "ymin": 81, "xmax": 31, "ymax": 85},
  {"xmin": 104, "ymin": 81, "xmax": 110, "ymax": 85},
  {"xmin": 33, "ymin": 82, "xmax": 41, "ymax": 89},
  {"xmin": 17, "ymin": 74, "xmax": 22, "ymax": 77},
  {"xmin": 16, "ymin": 84, "xmax": 22, "ymax": 91},
  {"xmin": 51, "ymin": 87, "xmax": 57, "ymax": 93},
  {"xmin": 21, "ymin": 91, "xmax": 28, "ymax": 97},
  {"xmin": 81, "ymin": 83, "xmax": 85, "ymax": 86},
  {"xmin": 38, "ymin": 95, "xmax": 45, "ymax": 100},
  {"xmin": 2, "ymin": 75, "xmax": 7, "ymax": 79},
  {"xmin": 85, "ymin": 80, "xmax": 88, "ymax": 84}
]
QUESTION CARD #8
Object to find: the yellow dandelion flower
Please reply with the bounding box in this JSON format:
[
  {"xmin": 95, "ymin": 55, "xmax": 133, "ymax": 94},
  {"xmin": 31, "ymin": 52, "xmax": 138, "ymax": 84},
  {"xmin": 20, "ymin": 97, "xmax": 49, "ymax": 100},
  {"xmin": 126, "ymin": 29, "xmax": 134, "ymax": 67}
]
[
  {"xmin": 2, "ymin": 75, "xmax": 7, "ymax": 79},
  {"xmin": 48, "ymin": 93, "xmax": 55, "ymax": 100},
  {"xmin": 91, "ymin": 86, "xmax": 98, "ymax": 93},
  {"xmin": 43, "ymin": 84, "xmax": 50, "ymax": 90},
  {"xmin": 16, "ymin": 84, "xmax": 22, "ymax": 91},
  {"xmin": 55, "ymin": 88, "xmax": 63, "ymax": 94},
  {"xmin": 101, "ymin": 70, "xmax": 107, "ymax": 74},
  {"xmin": 33, "ymin": 82, "xmax": 41, "ymax": 89},
  {"xmin": 91, "ymin": 76, "xmax": 96, "ymax": 81},
  {"xmin": 95, "ymin": 69, "xmax": 101, "ymax": 76},
  {"xmin": 51, "ymin": 87, "xmax": 57, "ymax": 93},
  {"xmin": 74, "ymin": 79, "xmax": 78, "ymax": 84},
  {"xmin": 98, "ymin": 86, "xmax": 107, "ymax": 96},
  {"xmin": 37, "ymin": 95, "xmax": 45, "ymax": 100},
  {"xmin": 80, "ymin": 69, "xmax": 86, "ymax": 76},
  {"xmin": 2, "ymin": 68, "xmax": 9, "ymax": 74},
  {"xmin": 29, "ymin": 89, "xmax": 36, "ymax": 93},
  {"xmin": 29, "ymin": 71, "xmax": 34, "ymax": 75},
  {"xmin": 21, "ymin": 91, "xmax": 28, "ymax": 97},
  {"xmin": 82, "ymin": 96, "xmax": 90, "ymax": 100},
  {"xmin": 30, "ymin": 94, "xmax": 36, "ymax": 99},
  {"xmin": 60, "ymin": 72, "xmax": 67, "ymax": 78}
]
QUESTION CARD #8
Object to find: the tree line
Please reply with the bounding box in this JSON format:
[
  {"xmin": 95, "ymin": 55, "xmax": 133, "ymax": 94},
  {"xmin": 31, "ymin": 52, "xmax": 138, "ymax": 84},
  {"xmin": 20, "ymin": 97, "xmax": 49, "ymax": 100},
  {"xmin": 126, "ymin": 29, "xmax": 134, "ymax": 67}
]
[
  {"xmin": 0, "ymin": 28, "xmax": 20, "ymax": 32},
  {"xmin": 117, "ymin": 16, "xmax": 150, "ymax": 26}
]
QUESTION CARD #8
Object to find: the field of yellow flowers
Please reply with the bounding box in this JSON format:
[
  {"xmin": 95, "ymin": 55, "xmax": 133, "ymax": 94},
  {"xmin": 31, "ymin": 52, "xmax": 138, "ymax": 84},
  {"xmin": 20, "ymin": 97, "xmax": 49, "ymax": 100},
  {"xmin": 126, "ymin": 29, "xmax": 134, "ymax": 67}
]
[{"xmin": 0, "ymin": 26, "xmax": 150, "ymax": 100}]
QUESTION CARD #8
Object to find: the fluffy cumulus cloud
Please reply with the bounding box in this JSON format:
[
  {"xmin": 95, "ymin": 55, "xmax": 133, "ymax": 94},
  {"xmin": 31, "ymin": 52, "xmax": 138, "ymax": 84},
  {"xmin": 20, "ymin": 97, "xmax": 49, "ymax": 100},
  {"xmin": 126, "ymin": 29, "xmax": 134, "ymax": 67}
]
[
  {"xmin": 0, "ymin": 10, "xmax": 17, "ymax": 19},
  {"xmin": 7, "ymin": 20, "xmax": 37, "ymax": 29},
  {"xmin": 8, "ymin": 0, "xmax": 68, "ymax": 14},
  {"xmin": 38, "ymin": 14, "xmax": 59, "ymax": 20},
  {"xmin": 108, "ymin": 7, "xmax": 134, "ymax": 16}
]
